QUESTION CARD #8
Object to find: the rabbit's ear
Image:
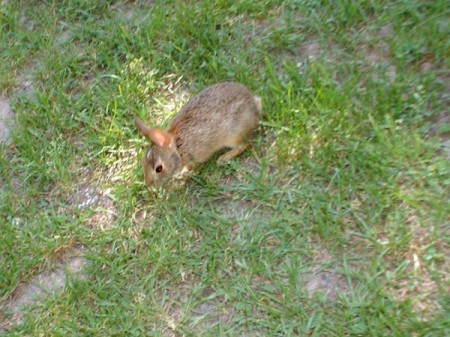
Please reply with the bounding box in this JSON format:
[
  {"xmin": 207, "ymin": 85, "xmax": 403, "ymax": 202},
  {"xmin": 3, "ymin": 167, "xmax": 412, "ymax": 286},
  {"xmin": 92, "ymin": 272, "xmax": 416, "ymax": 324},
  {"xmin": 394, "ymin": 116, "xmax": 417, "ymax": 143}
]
[
  {"xmin": 135, "ymin": 118, "xmax": 172, "ymax": 148},
  {"xmin": 148, "ymin": 128, "xmax": 173, "ymax": 148}
]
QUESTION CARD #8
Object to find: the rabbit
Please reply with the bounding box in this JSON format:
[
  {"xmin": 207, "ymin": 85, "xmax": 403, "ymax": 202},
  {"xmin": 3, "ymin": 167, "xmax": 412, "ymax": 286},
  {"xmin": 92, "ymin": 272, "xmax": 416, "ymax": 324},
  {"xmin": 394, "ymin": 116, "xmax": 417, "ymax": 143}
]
[{"xmin": 135, "ymin": 82, "xmax": 262, "ymax": 187}]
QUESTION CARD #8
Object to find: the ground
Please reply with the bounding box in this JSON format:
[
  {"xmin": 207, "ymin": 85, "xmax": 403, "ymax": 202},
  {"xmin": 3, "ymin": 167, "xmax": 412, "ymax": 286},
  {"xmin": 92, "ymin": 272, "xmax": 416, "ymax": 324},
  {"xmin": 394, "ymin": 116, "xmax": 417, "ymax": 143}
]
[{"xmin": 0, "ymin": 1, "xmax": 449, "ymax": 336}]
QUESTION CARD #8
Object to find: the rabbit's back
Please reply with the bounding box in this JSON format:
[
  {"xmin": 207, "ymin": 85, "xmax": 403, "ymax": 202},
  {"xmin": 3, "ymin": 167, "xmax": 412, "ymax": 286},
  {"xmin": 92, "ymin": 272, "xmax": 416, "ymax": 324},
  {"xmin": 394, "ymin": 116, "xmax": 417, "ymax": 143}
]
[{"xmin": 168, "ymin": 82, "xmax": 261, "ymax": 165}]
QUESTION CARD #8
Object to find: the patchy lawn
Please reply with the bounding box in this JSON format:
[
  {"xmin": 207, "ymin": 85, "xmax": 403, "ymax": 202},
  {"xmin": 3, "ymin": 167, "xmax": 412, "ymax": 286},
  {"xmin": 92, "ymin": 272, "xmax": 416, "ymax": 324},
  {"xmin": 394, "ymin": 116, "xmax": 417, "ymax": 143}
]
[{"xmin": 1, "ymin": 1, "xmax": 449, "ymax": 336}]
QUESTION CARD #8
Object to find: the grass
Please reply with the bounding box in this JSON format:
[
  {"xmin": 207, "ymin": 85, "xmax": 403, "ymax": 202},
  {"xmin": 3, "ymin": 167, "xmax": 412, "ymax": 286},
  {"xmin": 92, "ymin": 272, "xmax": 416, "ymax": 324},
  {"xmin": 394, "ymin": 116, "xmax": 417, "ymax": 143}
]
[{"xmin": 1, "ymin": 0, "xmax": 449, "ymax": 336}]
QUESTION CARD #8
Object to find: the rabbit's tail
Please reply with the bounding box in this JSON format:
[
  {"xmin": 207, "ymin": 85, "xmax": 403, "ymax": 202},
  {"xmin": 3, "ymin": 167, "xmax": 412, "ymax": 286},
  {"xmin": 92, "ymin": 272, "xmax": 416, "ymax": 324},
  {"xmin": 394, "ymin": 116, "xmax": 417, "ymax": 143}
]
[{"xmin": 254, "ymin": 96, "xmax": 262, "ymax": 116}]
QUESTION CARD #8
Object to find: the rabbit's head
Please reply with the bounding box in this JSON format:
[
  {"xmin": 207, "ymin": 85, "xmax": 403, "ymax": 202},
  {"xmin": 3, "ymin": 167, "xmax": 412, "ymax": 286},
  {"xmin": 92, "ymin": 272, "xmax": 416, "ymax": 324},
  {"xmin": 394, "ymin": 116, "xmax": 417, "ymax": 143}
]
[{"xmin": 135, "ymin": 118, "xmax": 182, "ymax": 187}]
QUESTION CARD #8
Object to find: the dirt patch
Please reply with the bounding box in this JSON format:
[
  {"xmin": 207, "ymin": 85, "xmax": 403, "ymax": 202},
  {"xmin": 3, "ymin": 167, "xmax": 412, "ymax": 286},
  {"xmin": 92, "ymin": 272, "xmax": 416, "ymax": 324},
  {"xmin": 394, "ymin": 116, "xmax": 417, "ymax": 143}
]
[
  {"xmin": 294, "ymin": 41, "xmax": 324, "ymax": 74},
  {"xmin": 68, "ymin": 167, "xmax": 117, "ymax": 230},
  {"xmin": 56, "ymin": 28, "xmax": 72, "ymax": 46},
  {"xmin": 0, "ymin": 246, "xmax": 87, "ymax": 331},
  {"xmin": 14, "ymin": 65, "xmax": 36, "ymax": 99},
  {"xmin": 428, "ymin": 113, "xmax": 450, "ymax": 159},
  {"xmin": 0, "ymin": 96, "xmax": 14, "ymax": 144},
  {"xmin": 219, "ymin": 199, "xmax": 269, "ymax": 223},
  {"xmin": 390, "ymin": 210, "xmax": 449, "ymax": 321},
  {"xmin": 354, "ymin": 23, "xmax": 399, "ymax": 85},
  {"xmin": 302, "ymin": 248, "xmax": 350, "ymax": 301},
  {"xmin": 347, "ymin": 209, "xmax": 447, "ymax": 321},
  {"xmin": 436, "ymin": 74, "xmax": 450, "ymax": 107},
  {"xmin": 304, "ymin": 272, "xmax": 349, "ymax": 301},
  {"xmin": 440, "ymin": 138, "xmax": 450, "ymax": 159},
  {"xmin": 302, "ymin": 41, "xmax": 321, "ymax": 60},
  {"xmin": 0, "ymin": 55, "xmax": 39, "ymax": 145},
  {"xmin": 155, "ymin": 275, "xmax": 232, "ymax": 336},
  {"xmin": 112, "ymin": 0, "xmax": 156, "ymax": 25}
]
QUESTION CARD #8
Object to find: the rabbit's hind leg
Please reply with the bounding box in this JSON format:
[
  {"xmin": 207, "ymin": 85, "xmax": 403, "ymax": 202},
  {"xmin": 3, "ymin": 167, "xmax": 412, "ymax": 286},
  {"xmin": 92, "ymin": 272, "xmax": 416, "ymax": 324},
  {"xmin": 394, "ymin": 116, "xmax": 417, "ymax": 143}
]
[{"xmin": 216, "ymin": 144, "xmax": 248, "ymax": 166}]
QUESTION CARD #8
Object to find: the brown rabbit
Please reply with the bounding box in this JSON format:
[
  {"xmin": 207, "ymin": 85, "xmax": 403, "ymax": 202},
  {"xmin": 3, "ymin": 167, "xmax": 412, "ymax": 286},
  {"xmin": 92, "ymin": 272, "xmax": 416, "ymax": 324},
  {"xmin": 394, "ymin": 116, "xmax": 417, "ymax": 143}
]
[{"xmin": 135, "ymin": 82, "xmax": 262, "ymax": 187}]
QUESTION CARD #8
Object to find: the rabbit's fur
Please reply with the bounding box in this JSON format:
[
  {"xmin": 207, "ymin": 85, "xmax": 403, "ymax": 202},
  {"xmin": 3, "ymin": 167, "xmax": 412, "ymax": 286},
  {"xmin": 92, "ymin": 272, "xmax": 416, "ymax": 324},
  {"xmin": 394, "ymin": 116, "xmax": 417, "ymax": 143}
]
[{"xmin": 135, "ymin": 82, "xmax": 262, "ymax": 187}]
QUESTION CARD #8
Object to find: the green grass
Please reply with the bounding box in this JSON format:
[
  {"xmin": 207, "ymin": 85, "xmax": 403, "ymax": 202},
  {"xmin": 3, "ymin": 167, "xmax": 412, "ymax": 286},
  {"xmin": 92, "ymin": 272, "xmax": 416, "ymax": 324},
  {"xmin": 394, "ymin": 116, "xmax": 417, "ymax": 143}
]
[{"xmin": 1, "ymin": 0, "xmax": 449, "ymax": 336}]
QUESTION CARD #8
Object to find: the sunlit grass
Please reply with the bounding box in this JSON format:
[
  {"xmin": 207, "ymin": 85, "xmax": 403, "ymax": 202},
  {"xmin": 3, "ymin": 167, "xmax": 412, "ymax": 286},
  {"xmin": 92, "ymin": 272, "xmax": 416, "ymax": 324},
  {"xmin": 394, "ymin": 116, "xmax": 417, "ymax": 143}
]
[{"xmin": 1, "ymin": 0, "xmax": 449, "ymax": 335}]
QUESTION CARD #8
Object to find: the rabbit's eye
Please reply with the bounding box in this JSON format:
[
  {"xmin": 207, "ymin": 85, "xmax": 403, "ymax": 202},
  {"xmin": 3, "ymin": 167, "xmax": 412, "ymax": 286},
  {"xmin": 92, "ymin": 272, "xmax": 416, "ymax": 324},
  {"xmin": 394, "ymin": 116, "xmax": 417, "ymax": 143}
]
[{"xmin": 155, "ymin": 165, "xmax": 163, "ymax": 173}]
